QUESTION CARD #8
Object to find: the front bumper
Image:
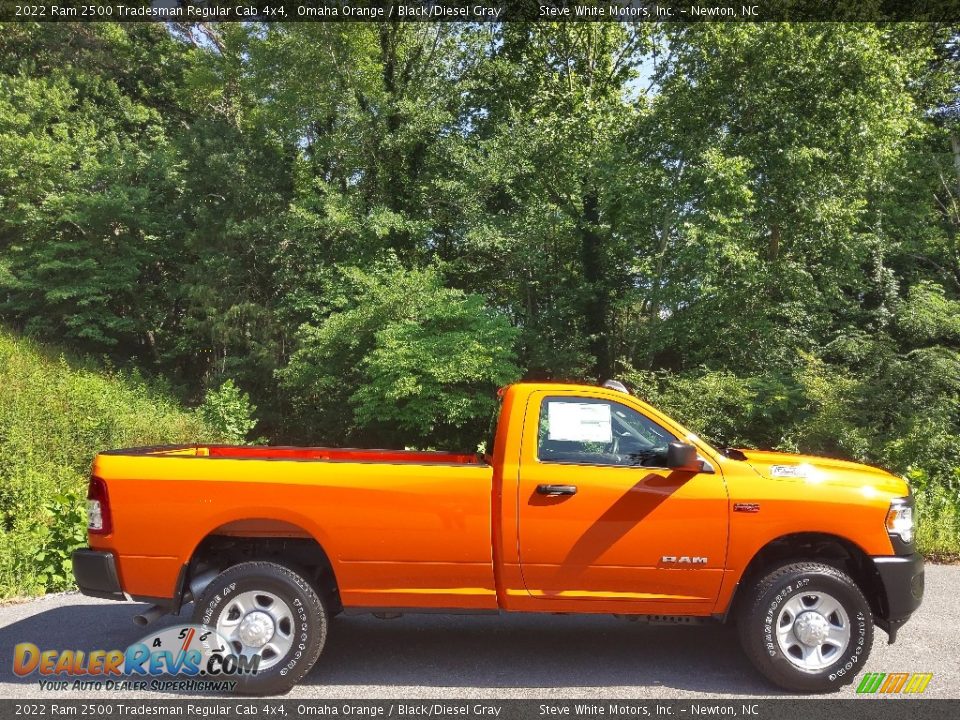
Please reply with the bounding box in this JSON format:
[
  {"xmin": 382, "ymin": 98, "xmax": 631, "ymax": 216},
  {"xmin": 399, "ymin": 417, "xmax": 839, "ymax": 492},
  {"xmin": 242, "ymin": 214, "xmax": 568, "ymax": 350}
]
[
  {"xmin": 73, "ymin": 548, "xmax": 124, "ymax": 601},
  {"xmin": 872, "ymin": 552, "xmax": 924, "ymax": 642}
]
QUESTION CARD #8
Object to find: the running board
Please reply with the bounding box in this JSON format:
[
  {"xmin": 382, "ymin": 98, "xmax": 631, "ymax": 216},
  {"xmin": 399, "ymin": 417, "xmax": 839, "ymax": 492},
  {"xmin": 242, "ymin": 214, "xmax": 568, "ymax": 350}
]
[{"xmin": 613, "ymin": 614, "xmax": 714, "ymax": 625}]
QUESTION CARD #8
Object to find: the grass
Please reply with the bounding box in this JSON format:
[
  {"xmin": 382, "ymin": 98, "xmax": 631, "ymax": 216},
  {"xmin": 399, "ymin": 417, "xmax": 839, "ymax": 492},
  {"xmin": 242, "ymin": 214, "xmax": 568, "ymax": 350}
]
[
  {"xmin": 915, "ymin": 486, "xmax": 960, "ymax": 561},
  {"xmin": 0, "ymin": 327, "xmax": 222, "ymax": 597}
]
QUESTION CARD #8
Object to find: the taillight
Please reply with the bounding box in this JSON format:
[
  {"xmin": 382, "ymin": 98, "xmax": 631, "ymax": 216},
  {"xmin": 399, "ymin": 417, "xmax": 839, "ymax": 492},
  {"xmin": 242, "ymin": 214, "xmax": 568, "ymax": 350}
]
[{"xmin": 87, "ymin": 476, "xmax": 112, "ymax": 535}]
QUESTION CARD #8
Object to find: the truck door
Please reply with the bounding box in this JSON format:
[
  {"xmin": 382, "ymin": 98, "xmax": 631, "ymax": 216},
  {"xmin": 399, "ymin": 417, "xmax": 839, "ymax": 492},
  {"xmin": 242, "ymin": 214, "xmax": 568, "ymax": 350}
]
[{"xmin": 517, "ymin": 391, "xmax": 728, "ymax": 609}]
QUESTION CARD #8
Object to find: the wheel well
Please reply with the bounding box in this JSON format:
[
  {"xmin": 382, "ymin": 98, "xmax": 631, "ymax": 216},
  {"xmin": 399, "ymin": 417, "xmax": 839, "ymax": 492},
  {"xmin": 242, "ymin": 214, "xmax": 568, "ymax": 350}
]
[
  {"xmin": 726, "ymin": 532, "xmax": 885, "ymax": 622},
  {"xmin": 185, "ymin": 521, "xmax": 341, "ymax": 614}
]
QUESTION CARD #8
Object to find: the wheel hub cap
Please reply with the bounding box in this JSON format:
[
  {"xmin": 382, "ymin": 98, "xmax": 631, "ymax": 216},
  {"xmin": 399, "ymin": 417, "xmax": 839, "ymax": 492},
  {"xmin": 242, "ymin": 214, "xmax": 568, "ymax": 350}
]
[
  {"xmin": 216, "ymin": 589, "xmax": 297, "ymax": 671},
  {"xmin": 793, "ymin": 611, "xmax": 830, "ymax": 646},
  {"xmin": 775, "ymin": 590, "xmax": 851, "ymax": 672},
  {"xmin": 237, "ymin": 610, "xmax": 275, "ymax": 648}
]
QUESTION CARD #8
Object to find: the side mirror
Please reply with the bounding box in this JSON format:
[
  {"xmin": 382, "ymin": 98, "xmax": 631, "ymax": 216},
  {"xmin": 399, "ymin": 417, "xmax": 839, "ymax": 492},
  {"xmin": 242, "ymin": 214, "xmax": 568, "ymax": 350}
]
[{"xmin": 666, "ymin": 442, "xmax": 701, "ymax": 471}]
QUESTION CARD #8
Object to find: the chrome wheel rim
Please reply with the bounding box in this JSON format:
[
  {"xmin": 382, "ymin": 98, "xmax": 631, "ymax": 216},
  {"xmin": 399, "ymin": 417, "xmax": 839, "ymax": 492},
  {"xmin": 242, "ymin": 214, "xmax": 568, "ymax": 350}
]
[
  {"xmin": 216, "ymin": 590, "xmax": 295, "ymax": 670},
  {"xmin": 775, "ymin": 590, "xmax": 850, "ymax": 671}
]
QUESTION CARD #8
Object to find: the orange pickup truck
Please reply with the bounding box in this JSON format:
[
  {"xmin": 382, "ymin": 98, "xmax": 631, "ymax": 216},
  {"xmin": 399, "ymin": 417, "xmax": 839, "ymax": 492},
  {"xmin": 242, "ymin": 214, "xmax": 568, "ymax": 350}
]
[{"xmin": 73, "ymin": 381, "xmax": 923, "ymax": 695}]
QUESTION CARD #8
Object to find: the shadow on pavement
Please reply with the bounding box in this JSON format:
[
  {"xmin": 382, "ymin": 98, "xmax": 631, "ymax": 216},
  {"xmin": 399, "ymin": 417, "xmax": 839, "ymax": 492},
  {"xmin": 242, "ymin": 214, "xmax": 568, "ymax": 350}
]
[
  {"xmin": 0, "ymin": 601, "xmax": 777, "ymax": 696},
  {"xmin": 309, "ymin": 613, "xmax": 777, "ymax": 695},
  {"xmin": 0, "ymin": 601, "xmax": 183, "ymax": 684}
]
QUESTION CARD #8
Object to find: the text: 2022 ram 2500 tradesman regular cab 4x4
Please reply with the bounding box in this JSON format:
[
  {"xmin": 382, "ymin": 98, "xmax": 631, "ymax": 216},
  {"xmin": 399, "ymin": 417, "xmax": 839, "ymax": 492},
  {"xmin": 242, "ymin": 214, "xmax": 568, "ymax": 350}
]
[{"xmin": 73, "ymin": 382, "xmax": 924, "ymax": 695}]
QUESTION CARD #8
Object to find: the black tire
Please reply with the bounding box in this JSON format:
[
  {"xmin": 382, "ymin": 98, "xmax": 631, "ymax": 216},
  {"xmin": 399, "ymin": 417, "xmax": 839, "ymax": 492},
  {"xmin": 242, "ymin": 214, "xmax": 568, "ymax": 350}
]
[
  {"xmin": 192, "ymin": 561, "xmax": 327, "ymax": 695},
  {"xmin": 737, "ymin": 561, "xmax": 873, "ymax": 692}
]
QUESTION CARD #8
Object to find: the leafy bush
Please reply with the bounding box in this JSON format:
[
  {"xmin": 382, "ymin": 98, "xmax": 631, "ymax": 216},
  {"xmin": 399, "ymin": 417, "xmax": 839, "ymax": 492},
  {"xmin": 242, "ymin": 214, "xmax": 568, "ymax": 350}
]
[
  {"xmin": 626, "ymin": 367, "xmax": 803, "ymax": 449},
  {"xmin": 0, "ymin": 328, "xmax": 223, "ymax": 597},
  {"xmin": 198, "ymin": 379, "xmax": 258, "ymax": 443},
  {"xmin": 33, "ymin": 489, "xmax": 88, "ymax": 591},
  {"xmin": 909, "ymin": 468, "xmax": 960, "ymax": 560}
]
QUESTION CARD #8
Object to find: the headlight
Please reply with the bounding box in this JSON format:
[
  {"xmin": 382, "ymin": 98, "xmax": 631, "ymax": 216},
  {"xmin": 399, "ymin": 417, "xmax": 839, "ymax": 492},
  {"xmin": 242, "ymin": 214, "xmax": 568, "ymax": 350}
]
[{"xmin": 886, "ymin": 498, "xmax": 914, "ymax": 544}]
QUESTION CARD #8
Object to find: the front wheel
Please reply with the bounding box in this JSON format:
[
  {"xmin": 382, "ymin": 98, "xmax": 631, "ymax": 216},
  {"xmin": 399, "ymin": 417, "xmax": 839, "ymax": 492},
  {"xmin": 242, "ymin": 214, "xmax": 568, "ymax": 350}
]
[
  {"xmin": 192, "ymin": 561, "xmax": 327, "ymax": 695},
  {"xmin": 737, "ymin": 562, "xmax": 873, "ymax": 692}
]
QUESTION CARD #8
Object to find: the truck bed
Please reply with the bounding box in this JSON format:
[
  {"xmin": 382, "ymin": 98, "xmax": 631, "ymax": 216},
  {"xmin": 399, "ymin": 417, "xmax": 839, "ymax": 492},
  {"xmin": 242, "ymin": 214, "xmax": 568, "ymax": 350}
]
[
  {"xmin": 104, "ymin": 444, "xmax": 485, "ymax": 466},
  {"xmin": 89, "ymin": 443, "xmax": 496, "ymax": 611}
]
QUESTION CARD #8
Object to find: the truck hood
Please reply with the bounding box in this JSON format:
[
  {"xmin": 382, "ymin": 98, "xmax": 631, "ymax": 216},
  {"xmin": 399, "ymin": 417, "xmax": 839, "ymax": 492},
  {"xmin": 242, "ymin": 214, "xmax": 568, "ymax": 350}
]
[{"xmin": 734, "ymin": 449, "xmax": 909, "ymax": 497}]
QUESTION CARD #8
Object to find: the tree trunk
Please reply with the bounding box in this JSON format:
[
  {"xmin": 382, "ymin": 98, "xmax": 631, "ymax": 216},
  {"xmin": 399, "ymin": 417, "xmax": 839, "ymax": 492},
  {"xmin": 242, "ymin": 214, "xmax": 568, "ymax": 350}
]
[
  {"xmin": 648, "ymin": 204, "xmax": 673, "ymax": 320},
  {"xmin": 579, "ymin": 190, "xmax": 611, "ymax": 380},
  {"xmin": 951, "ymin": 131, "xmax": 960, "ymax": 199},
  {"xmin": 768, "ymin": 223, "xmax": 781, "ymax": 262}
]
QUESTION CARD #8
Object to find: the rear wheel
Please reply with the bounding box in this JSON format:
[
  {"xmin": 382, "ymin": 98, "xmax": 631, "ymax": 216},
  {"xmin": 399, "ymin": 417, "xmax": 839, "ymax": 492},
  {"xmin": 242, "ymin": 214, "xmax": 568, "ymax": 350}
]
[
  {"xmin": 192, "ymin": 561, "xmax": 326, "ymax": 695},
  {"xmin": 737, "ymin": 561, "xmax": 873, "ymax": 692}
]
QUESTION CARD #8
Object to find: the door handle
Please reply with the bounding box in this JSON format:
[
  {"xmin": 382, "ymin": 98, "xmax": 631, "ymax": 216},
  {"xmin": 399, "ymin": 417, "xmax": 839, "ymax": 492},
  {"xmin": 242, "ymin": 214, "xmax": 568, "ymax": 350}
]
[{"xmin": 537, "ymin": 484, "xmax": 578, "ymax": 496}]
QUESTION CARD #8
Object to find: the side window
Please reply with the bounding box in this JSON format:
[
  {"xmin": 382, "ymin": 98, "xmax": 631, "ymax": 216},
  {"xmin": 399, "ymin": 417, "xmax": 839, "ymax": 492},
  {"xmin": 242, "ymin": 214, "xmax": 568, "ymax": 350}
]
[{"xmin": 537, "ymin": 396, "xmax": 678, "ymax": 467}]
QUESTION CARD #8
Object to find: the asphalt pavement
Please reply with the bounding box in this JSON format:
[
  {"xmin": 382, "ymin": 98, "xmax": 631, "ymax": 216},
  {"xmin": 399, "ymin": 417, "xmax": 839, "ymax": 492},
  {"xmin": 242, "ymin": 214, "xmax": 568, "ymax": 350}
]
[{"xmin": 0, "ymin": 564, "xmax": 956, "ymax": 700}]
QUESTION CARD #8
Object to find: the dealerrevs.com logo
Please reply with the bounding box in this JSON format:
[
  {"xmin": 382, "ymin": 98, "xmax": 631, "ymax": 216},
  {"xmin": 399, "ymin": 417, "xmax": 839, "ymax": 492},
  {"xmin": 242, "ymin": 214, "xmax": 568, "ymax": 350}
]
[
  {"xmin": 856, "ymin": 672, "xmax": 933, "ymax": 694},
  {"xmin": 12, "ymin": 624, "xmax": 258, "ymax": 692}
]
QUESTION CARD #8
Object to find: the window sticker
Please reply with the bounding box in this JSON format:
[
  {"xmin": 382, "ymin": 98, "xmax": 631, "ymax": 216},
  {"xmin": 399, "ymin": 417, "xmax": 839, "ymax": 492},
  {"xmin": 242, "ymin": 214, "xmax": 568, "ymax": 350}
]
[{"xmin": 547, "ymin": 402, "xmax": 613, "ymax": 443}]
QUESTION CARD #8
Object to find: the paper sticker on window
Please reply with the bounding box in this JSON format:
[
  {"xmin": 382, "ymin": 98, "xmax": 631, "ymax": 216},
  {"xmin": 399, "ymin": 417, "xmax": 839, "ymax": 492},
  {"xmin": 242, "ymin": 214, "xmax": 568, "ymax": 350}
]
[{"xmin": 547, "ymin": 402, "xmax": 612, "ymax": 443}]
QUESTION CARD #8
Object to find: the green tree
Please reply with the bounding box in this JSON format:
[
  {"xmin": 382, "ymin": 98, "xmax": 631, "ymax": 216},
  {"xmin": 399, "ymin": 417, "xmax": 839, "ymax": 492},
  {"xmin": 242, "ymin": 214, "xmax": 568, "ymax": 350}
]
[
  {"xmin": 452, "ymin": 23, "xmax": 650, "ymax": 379},
  {"xmin": 0, "ymin": 24, "xmax": 191, "ymax": 361},
  {"xmin": 279, "ymin": 260, "xmax": 519, "ymax": 450},
  {"xmin": 619, "ymin": 24, "xmax": 929, "ymax": 371}
]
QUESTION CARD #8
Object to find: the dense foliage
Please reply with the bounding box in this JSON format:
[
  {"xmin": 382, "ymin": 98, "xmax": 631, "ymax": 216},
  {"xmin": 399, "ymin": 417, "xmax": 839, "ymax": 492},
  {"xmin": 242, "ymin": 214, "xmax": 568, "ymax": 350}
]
[
  {"xmin": 279, "ymin": 260, "xmax": 519, "ymax": 449},
  {"xmin": 1, "ymin": 22, "xmax": 959, "ymax": 567},
  {"xmin": 0, "ymin": 328, "xmax": 225, "ymax": 596}
]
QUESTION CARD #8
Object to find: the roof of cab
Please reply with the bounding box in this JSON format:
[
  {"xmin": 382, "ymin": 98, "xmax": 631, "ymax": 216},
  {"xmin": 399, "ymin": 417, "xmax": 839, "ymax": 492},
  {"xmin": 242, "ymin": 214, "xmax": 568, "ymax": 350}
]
[{"xmin": 501, "ymin": 381, "xmax": 626, "ymax": 395}]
